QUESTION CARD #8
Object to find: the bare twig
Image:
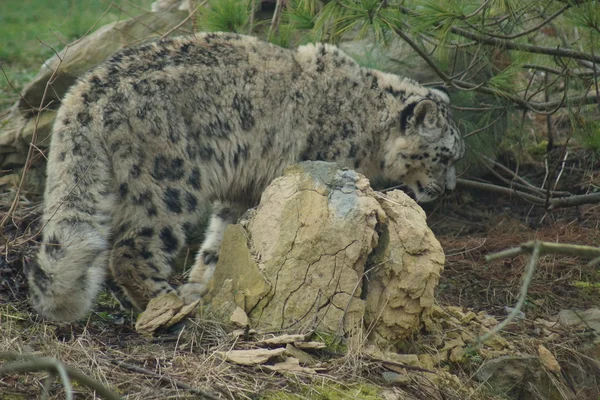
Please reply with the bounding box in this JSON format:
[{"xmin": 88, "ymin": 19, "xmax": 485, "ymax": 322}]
[
  {"xmin": 457, "ymin": 178, "xmax": 600, "ymax": 209},
  {"xmin": 388, "ymin": 23, "xmax": 600, "ymax": 113},
  {"xmin": 477, "ymin": 241, "xmax": 541, "ymax": 345},
  {"xmin": 269, "ymin": 0, "xmax": 286, "ymax": 35},
  {"xmin": 160, "ymin": 1, "xmax": 206, "ymax": 39},
  {"xmin": 384, "ymin": 6, "xmax": 600, "ymax": 112},
  {"xmin": 486, "ymin": 240, "xmax": 600, "ymax": 262},
  {"xmin": 480, "ymin": 160, "xmax": 547, "ymax": 197},
  {"xmin": 479, "ymin": 155, "xmax": 571, "ymax": 196},
  {"xmin": 457, "ymin": 178, "xmax": 546, "ymax": 205}
]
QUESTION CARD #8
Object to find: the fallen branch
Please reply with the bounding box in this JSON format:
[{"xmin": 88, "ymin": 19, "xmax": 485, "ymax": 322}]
[
  {"xmin": 457, "ymin": 178, "xmax": 600, "ymax": 209},
  {"xmin": 485, "ymin": 240, "xmax": 600, "ymax": 262},
  {"xmin": 479, "ymin": 154, "xmax": 571, "ymax": 197},
  {"xmin": 0, "ymin": 352, "xmax": 120, "ymax": 400},
  {"xmin": 477, "ymin": 242, "xmax": 541, "ymax": 345},
  {"xmin": 478, "ymin": 240, "xmax": 600, "ymax": 344},
  {"xmin": 457, "ymin": 178, "xmax": 546, "ymax": 205}
]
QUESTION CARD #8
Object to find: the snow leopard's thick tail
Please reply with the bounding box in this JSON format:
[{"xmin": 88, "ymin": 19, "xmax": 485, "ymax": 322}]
[{"xmin": 28, "ymin": 109, "xmax": 115, "ymax": 322}]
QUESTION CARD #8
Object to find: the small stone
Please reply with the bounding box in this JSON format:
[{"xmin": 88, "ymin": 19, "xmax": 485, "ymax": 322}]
[{"xmin": 230, "ymin": 306, "xmax": 249, "ymax": 327}]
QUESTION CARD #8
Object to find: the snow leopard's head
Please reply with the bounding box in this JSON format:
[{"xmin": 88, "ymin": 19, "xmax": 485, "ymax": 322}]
[{"xmin": 382, "ymin": 87, "xmax": 465, "ymax": 203}]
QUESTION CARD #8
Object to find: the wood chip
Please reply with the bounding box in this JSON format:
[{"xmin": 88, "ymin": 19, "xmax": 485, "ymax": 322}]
[
  {"xmin": 293, "ymin": 341, "xmax": 326, "ymax": 350},
  {"xmin": 135, "ymin": 294, "xmax": 199, "ymax": 336},
  {"xmin": 135, "ymin": 293, "xmax": 183, "ymax": 336},
  {"xmin": 217, "ymin": 348, "xmax": 286, "ymax": 365},
  {"xmin": 230, "ymin": 329, "xmax": 257, "ymax": 338},
  {"xmin": 166, "ymin": 299, "xmax": 200, "ymax": 327},
  {"xmin": 263, "ymin": 357, "xmax": 317, "ymax": 374},
  {"xmin": 259, "ymin": 334, "xmax": 307, "ymax": 345}
]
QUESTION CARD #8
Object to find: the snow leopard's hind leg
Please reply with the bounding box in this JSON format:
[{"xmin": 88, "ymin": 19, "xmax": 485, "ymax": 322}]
[{"xmin": 178, "ymin": 201, "xmax": 246, "ymax": 303}]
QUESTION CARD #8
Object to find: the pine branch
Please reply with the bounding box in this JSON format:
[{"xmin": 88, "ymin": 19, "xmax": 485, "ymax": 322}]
[
  {"xmin": 389, "ymin": 24, "xmax": 600, "ymax": 112},
  {"xmin": 397, "ymin": 5, "xmax": 600, "ymax": 64}
]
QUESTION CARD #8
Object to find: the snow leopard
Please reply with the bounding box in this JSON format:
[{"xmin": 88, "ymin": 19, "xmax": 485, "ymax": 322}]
[{"xmin": 28, "ymin": 32, "xmax": 465, "ymax": 321}]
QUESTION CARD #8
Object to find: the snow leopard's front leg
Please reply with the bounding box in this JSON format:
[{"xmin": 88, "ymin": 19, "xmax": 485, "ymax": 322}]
[{"xmin": 178, "ymin": 201, "xmax": 246, "ymax": 303}]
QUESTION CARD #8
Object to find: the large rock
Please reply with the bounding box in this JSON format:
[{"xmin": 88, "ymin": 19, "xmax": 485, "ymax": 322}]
[{"xmin": 205, "ymin": 161, "xmax": 444, "ymax": 348}]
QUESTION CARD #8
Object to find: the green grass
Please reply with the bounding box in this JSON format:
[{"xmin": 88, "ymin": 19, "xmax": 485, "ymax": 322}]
[{"xmin": 0, "ymin": 0, "xmax": 153, "ymax": 109}]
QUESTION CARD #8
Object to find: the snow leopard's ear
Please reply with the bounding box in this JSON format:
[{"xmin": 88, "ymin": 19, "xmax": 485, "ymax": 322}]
[
  {"xmin": 410, "ymin": 99, "xmax": 442, "ymax": 141},
  {"xmin": 399, "ymin": 99, "xmax": 440, "ymax": 137},
  {"xmin": 413, "ymin": 100, "xmax": 439, "ymax": 127}
]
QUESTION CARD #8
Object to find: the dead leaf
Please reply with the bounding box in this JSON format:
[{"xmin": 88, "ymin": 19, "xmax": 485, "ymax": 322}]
[
  {"xmin": 263, "ymin": 357, "xmax": 317, "ymax": 374},
  {"xmin": 533, "ymin": 298, "xmax": 545, "ymax": 307},
  {"xmin": 555, "ymin": 308, "xmax": 600, "ymax": 333},
  {"xmin": 217, "ymin": 348, "xmax": 286, "ymax": 365},
  {"xmin": 0, "ymin": 174, "xmax": 20, "ymax": 188},
  {"xmin": 440, "ymin": 337, "xmax": 464, "ymax": 353},
  {"xmin": 538, "ymin": 345, "xmax": 560, "ymax": 373}
]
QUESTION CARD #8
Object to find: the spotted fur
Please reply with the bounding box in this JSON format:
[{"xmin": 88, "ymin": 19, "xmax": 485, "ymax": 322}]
[{"xmin": 29, "ymin": 32, "xmax": 465, "ymax": 321}]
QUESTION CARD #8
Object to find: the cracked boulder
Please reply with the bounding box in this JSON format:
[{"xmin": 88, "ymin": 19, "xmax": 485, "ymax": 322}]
[{"xmin": 205, "ymin": 161, "xmax": 444, "ymax": 348}]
